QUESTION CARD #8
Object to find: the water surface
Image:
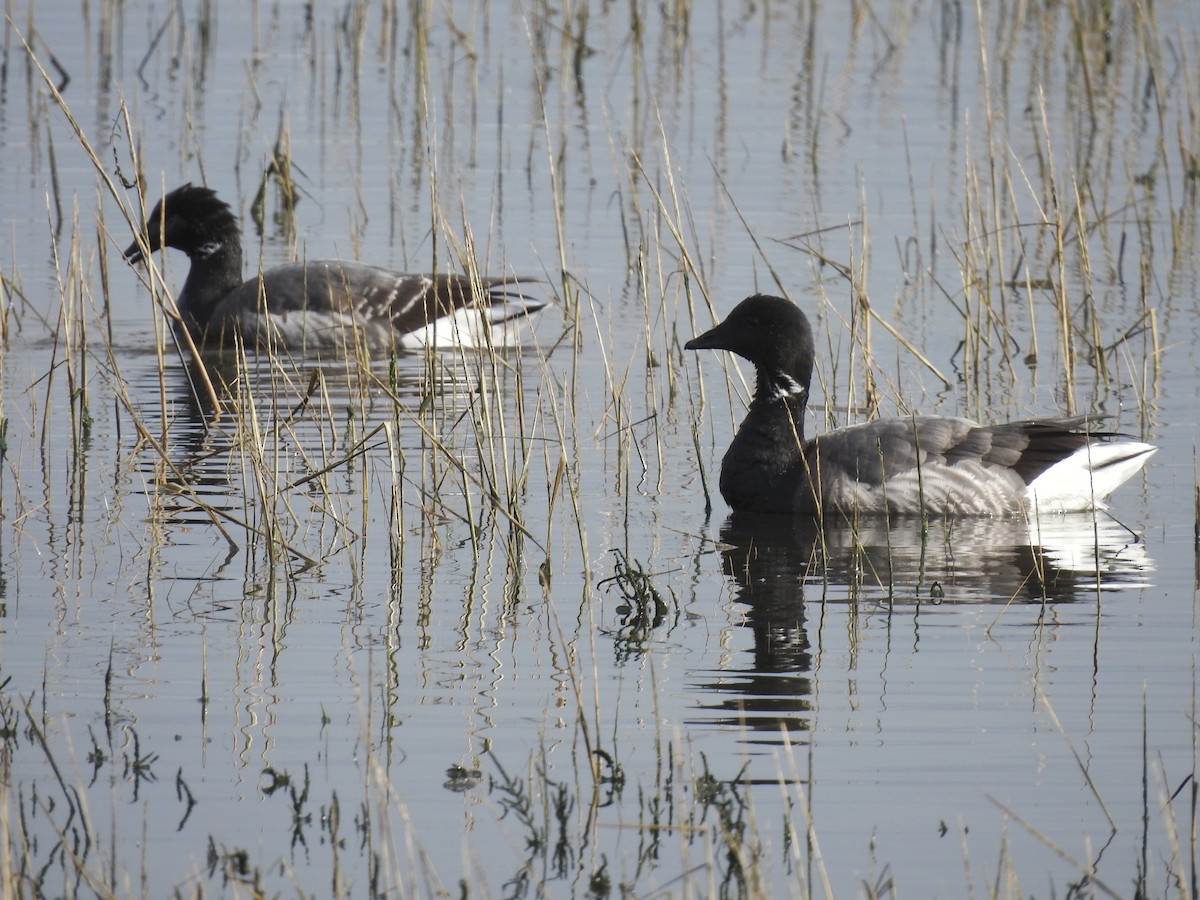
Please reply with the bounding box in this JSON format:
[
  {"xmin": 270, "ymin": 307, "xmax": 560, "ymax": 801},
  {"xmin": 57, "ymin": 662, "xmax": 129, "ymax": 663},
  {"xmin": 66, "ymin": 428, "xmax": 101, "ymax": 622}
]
[{"xmin": 1, "ymin": 3, "xmax": 1197, "ymax": 897}]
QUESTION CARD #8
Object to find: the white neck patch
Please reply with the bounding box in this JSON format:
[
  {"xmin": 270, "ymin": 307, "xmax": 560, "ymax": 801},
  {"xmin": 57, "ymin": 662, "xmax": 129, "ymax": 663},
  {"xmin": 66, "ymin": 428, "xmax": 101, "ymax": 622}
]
[
  {"xmin": 766, "ymin": 370, "xmax": 806, "ymax": 401},
  {"xmin": 195, "ymin": 240, "xmax": 223, "ymax": 259}
]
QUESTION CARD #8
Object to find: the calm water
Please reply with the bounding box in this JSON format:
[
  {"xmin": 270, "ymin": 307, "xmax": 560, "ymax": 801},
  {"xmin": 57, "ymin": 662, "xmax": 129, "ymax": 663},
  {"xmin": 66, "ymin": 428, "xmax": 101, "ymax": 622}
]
[{"xmin": 2, "ymin": 2, "xmax": 1198, "ymax": 897}]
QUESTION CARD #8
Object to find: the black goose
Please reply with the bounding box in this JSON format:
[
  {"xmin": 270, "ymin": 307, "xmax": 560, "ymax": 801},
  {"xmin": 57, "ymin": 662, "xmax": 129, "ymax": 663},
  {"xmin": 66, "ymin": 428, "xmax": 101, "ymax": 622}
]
[
  {"xmin": 124, "ymin": 184, "xmax": 547, "ymax": 354},
  {"xmin": 686, "ymin": 294, "xmax": 1156, "ymax": 516}
]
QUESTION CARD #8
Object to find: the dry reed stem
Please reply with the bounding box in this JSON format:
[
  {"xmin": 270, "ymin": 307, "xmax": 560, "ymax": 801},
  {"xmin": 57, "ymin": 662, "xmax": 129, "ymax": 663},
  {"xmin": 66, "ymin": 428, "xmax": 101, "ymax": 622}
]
[
  {"xmin": 983, "ymin": 794, "xmax": 1120, "ymax": 899},
  {"xmin": 17, "ymin": 24, "xmax": 224, "ymax": 411}
]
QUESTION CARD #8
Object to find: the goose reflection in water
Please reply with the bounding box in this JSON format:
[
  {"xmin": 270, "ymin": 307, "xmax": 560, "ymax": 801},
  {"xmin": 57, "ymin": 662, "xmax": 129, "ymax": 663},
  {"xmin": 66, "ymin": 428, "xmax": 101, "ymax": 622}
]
[
  {"xmin": 128, "ymin": 346, "xmax": 510, "ymax": 556},
  {"xmin": 689, "ymin": 512, "xmax": 1153, "ymax": 743}
]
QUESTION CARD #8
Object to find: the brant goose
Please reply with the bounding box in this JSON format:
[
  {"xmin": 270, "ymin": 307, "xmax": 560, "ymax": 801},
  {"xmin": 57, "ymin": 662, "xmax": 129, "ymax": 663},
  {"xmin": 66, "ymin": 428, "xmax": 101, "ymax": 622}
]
[
  {"xmin": 124, "ymin": 184, "xmax": 547, "ymax": 353},
  {"xmin": 686, "ymin": 294, "xmax": 1156, "ymax": 516}
]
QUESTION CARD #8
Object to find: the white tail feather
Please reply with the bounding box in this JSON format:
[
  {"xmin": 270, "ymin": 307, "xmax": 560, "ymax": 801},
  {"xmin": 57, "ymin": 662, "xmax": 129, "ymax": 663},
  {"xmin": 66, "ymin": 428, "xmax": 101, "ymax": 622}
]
[
  {"xmin": 1025, "ymin": 441, "xmax": 1157, "ymax": 513},
  {"xmin": 396, "ymin": 298, "xmax": 547, "ymax": 349}
]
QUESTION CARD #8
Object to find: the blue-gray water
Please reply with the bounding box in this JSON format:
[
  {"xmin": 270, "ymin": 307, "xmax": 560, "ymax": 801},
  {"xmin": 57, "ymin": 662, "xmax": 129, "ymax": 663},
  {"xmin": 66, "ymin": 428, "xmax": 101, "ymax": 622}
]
[{"xmin": 1, "ymin": 3, "xmax": 1197, "ymax": 897}]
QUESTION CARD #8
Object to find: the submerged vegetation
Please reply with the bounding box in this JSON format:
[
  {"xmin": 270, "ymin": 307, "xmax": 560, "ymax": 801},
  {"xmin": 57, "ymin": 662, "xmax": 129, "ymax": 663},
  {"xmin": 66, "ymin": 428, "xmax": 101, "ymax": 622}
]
[{"xmin": 1, "ymin": 0, "xmax": 1198, "ymax": 897}]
